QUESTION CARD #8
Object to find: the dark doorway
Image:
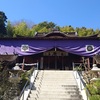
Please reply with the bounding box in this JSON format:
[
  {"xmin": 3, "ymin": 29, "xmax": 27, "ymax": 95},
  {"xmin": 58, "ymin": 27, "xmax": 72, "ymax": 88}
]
[
  {"xmin": 43, "ymin": 48, "xmax": 69, "ymax": 70},
  {"xmin": 16, "ymin": 48, "xmax": 82, "ymax": 70},
  {"xmin": 42, "ymin": 48, "xmax": 82, "ymax": 70}
]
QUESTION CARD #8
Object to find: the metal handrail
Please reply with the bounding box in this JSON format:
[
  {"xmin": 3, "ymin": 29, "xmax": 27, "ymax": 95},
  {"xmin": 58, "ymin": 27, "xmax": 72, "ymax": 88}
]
[
  {"xmin": 18, "ymin": 80, "xmax": 29, "ymax": 100},
  {"xmin": 73, "ymin": 62, "xmax": 91, "ymax": 100},
  {"xmin": 18, "ymin": 62, "xmax": 38, "ymax": 100},
  {"xmin": 76, "ymin": 70, "xmax": 91, "ymax": 100},
  {"xmin": 18, "ymin": 67, "xmax": 34, "ymax": 100},
  {"xmin": 72, "ymin": 62, "xmax": 93, "ymax": 71}
]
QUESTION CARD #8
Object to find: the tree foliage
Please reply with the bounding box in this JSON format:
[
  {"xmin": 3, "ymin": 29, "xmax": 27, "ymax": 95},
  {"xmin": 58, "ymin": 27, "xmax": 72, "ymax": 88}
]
[
  {"xmin": 6, "ymin": 21, "xmax": 14, "ymax": 37},
  {"xmin": 60, "ymin": 25, "xmax": 75, "ymax": 32},
  {"xmin": 0, "ymin": 11, "xmax": 7, "ymax": 37},
  {"xmin": 13, "ymin": 22, "xmax": 29, "ymax": 37},
  {"xmin": 0, "ymin": 11, "xmax": 99, "ymax": 37},
  {"xmin": 5, "ymin": 21, "xmax": 100, "ymax": 37},
  {"xmin": 30, "ymin": 21, "xmax": 56, "ymax": 33},
  {"xmin": 5, "ymin": 19, "xmax": 100, "ymax": 37}
]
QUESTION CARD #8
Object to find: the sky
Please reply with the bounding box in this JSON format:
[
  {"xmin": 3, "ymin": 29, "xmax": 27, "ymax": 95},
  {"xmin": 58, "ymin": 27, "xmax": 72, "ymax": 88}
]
[{"xmin": 0, "ymin": 0, "xmax": 100, "ymax": 29}]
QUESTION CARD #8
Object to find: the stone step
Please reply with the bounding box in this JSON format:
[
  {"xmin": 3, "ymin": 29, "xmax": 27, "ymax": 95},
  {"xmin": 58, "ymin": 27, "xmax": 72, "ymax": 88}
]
[
  {"xmin": 28, "ymin": 71, "xmax": 82, "ymax": 100},
  {"xmin": 42, "ymin": 77, "xmax": 75, "ymax": 79},
  {"xmin": 43, "ymin": 74, "xmax": 74, "ymax": 75},
  {"xmin": 32, "ymin": 85, "xmax": 78, "ymax": 88},
  {"xmin": 43, "ymin": 75, "xmax": 74, "ymax": 76},
  {"xmin": 30, "ymin": 90, "xmax": 80, "ymax": 96},
  {"xmin": 31, "ymin": 85, "xmax": 79, "ymax": 92},
  {"xmin": 43, "ymin": 75, "xmax": 74, "ymax": 77},
  {"xmin": 34, "ymin": 77, "xmax": 43, "ymax": 82},
  {"xmin": 40, "ymin": 85, "xmax": 78, "ymax": 88},
  {"xmin": 28, "ymin": 96, "xmax": 82, "ymax": 100},
  {"xmin": 40, "ymin": 90, "xmax": 80, "ymax": 94},
  {"xmin": 43, "ymin": 76, "xmax": 74, "ymax": 77},
  {"xmin": 28, "ymin": 97, "xmax": 81, "ymax": 100},
  {"xmin": 43, "ymin": 73, "xmax": 74, "ymax": 74},
  {"xmin": 41, "ymin": 82, "xmax": 76, "ymax": 84},
  {"xmin": 43, "ymin": 71, "xmax": 73, "ymax": 73},
  {"xmin": 41, "ymin": 81, "xmax": 76, "ymax": 83},
  {"xmin": 29, "ymin": 93, "xmax": 80, "ymax": 98},
  {"xmin": 39, "ymin": 83, "xmax": 77, "ymax": 85},
  {"xmin": 39, "ymin": 88, "xmax": 79, "ymax": 91},
  {"xmin": 38, "ymin": 89, "xmax": 79, "ymax": 92},
  {"xmin": 43, "ymin": 74, "xmax": 74, "ymax": 76},
  {"xmin": 34, "ymin": 81, "xmax": 43, "ymax": 84},
  {"xmin": 35, "ymin": 84, "xmax": 77, "ymax": 87},
  {"xmin": 32, "ymin": 85, "xmax": 78, "ymax": 90},
  {"xmin": 43, "ymin": 79, "xmax": 75, "ymax": 80},
  {"xmin": 39, "ymin": 94, "xmax": 81, "ymax": 98},
  {"xmin": 41, "ymin": 80, "xmax": 76, "ymax": 81},
  {"xmin": 28, "ymin": 98, "xmax": 82, "ymax": 100}
]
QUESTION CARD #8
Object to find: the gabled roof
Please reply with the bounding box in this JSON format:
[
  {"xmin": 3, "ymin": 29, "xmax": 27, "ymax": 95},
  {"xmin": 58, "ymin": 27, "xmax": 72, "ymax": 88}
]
[
  {"xmin": 0, "ymin": 31, "xmax": 99, "ymax": 40},
  {"xmin": 34, "ymin": 30, "xmax": 100, "ymax": 40},
  {"xmin": 34, "ymin": 31, "xmax": 78, "ymax": 38},
  {"xmin": 86, "ymin": 33, "xmax": 100, "ymax": 38}
]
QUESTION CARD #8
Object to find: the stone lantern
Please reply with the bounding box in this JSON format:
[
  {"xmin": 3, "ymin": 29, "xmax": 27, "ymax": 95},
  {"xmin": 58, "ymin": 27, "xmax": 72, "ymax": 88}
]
[{"xmin": 91, "ymin": 64, "xmax": 100, "ymax": 78}]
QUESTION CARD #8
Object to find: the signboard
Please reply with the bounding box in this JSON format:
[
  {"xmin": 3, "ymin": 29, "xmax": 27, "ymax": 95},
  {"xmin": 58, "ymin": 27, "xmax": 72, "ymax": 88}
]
[{"xmin": 43, "ymin": 50, "xmax": 68, "ymax": 56}]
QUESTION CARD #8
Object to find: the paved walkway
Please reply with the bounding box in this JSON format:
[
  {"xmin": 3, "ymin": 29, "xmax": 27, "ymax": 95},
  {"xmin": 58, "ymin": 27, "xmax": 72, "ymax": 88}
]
[{"xmin": 28, "ymin": 70, "xmax": 83, "ymax": 100}]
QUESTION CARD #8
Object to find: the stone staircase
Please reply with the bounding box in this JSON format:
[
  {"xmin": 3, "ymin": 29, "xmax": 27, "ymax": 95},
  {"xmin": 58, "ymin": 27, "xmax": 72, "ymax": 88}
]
[{"xmin": 28, "ymin": 70, "xmax": 83, "ymax": 100}]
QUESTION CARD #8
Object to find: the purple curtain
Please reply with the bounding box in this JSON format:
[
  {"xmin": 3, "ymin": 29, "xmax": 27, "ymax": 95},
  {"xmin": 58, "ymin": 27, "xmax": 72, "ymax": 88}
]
[
  {"xmin": 0, "ymin": 39, "xmax": 100, "ymax": 57},
  {"xmin": 15, "ymin": 46, "xmax": 53, "ymax": 56},
  {"xmin": 0, "ymin": 45, "xmax": 15, "ymax": 55},
  {"xmin": 56, "ymin": 40, "xmax": 100, "ymax": 56}
]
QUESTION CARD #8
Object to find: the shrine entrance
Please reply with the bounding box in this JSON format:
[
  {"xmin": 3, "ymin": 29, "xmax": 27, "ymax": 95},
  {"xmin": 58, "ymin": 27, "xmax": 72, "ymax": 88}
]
[
  {"xmin": 17, "ymin": 48, "xmax": 82, "ymax": 70},
  {"xmin": 41, "ymin": 48, "xmax": 76, "ymax": 70}
]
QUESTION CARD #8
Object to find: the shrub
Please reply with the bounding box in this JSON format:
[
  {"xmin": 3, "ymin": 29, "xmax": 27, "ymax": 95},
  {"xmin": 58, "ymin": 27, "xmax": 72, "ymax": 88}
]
[
  {"xmin": 89, "ymin": 95, "xmax": 100, "ymax": 100},
  {"xmin": 87, "ymin": 84, "xmax": 98, "ymax": 95},
  {"xmin": 75, "ymin": 66, "xmax": 82, "ymax": 71}
]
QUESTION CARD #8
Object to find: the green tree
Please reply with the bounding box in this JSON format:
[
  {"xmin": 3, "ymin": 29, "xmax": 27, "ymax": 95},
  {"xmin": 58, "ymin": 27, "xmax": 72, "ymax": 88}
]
[
  {"xmin": 95, "ymin": 29, "xmax": 100, "ymax": 34},
  {"xmin": 76, "ymin": 27, "xmax": 87, "ymax": 36},
  {"xmin": 13, "ymin": 21, "xmax": 31, "ymax": 37},
  {"xmin": 86, "ymin": 28, "xmax": 94, "ymax": 36},
  {"xmin": 38, "ymin": 21, "xmax": 56, "ymax": 29},
  {"xmin": 6, "ymin": 21, "xmax": 14, "ymax": 37},
  {"xmin": 31, "ymin": 21, "xmax": 56, "ymax": 35},
  {"xmin": 47, "ymin": 22, "xmax": 56, "ymax": 29},
  {"xmin": 76, "ymin": 27, "xmax": 95, "ymax": 36},
  {"xmin": 0, "ymin": 11, "xmax": 7, "ymax": 37},
  {"xmin": 38, "ymin": 27, "xmax": 49, "ymax": 33},
  {"xmin": 60, "ymin": 25, "xmax": 75, "ymax": 32}
]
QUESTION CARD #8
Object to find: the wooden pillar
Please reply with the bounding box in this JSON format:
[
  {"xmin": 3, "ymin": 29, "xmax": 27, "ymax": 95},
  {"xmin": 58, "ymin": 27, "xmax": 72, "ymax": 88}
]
[
  {"xmin": 55, "ymin": 55, "xmax": 57, "ymax": 69},
  {"xmin": 48, "ymin": 56, "xmax": 50, "ymax": 69},
  {"xmin": 22, "ymin": 56, "xmax": 25, "ymax": 70},
  {"xmin": 62, "ymin": 54, "xmax": 64, "ymax": 70},
  {"xmin": 83, "ymin": 57, "xmax": 88, "ymax": 71},
  {"xmin": 40, "ymin": 57, "xmax": 43, "ymax": 70},
  {"xmin": 93, "ymin": 57, "xmax": 96, "ymax": 64},
  {"xmin": 87, "ymin": 58, "xmax": 90, "ymax": 70}
]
